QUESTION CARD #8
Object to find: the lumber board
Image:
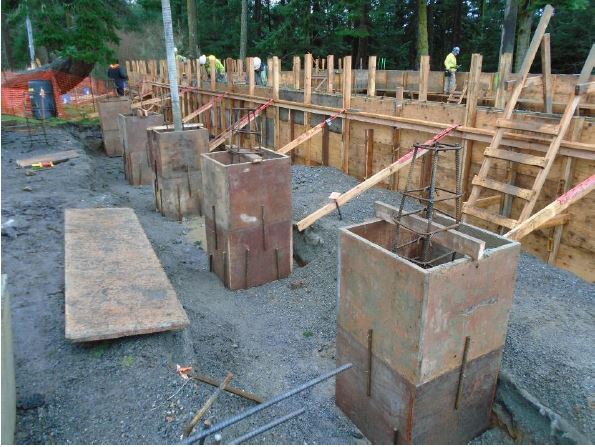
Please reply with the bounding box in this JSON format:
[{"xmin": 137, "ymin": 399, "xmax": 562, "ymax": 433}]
[
  {"xmin": 541, "ymin": 34, "xmax": 553, "ymax": 114},
  {"xmin": 495, "ymin": 119, "xmax": 559, "ymax": 135},
  {"xmin": 182, "ymin": 94, "xmax": 223, "ymax": 123},
  {"xmin": 64, "ymin": 208, "xmax": 189, "ymax": 342},
  {"xmin": 471, "ymin": 176, "xmax": 534, "ymax": 200},
  {"xmin": 483, "ymin": 148, "xmax": 546, "ymax": 167},
  {"xmin": 463, "ymin": 205, "xmax": 518, "ymax": 229},
  {"xmin": 295, "ymin": 124, "xmax": 459, "ymax": 232},
  {"xmin": 374, "ymin": 202, "xmax": 485, "ymax": 260},
  {"xmin": 505, "ymin": 174, "xmax": 595, "ymax": 240},
  {"xmin": 16, "ymin": 150, "xmax": 80, "ymax": 168},
  {"xmin": 277, "ymin": 109, "xmax": 345, "ymax": 155},
  {"xmin": 575, "ymin": 81, "xmax": 595, "ymax": 96}
]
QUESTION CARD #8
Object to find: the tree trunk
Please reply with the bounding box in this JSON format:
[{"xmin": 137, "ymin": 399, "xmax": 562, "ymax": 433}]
[
  {"xmin": 239, "ymin": 0, "xmax": 247, "ymax": 60},
  {"xmin": 514, "ymin": 0, "xmax": 533, "ymax": 72},
  {"xmin": 255, "ymin": 0, "xmax": 262, "ymax": 39},
  {"xmin": 355, "ymin": 1, "xmax": 370, "ymax": 66},
  {"xmin": 187, "ymin": 0, "xmax": 199, "ymax": 58},
  {"xmin": 1, "ymin": 12, "xmax": 13, "ymax": 69},
  {"xmin": 417, "ymin": 0, "xmax": 429, "ymax": 62},
  {"xmin": 452, "ymin": 0, "xmax": 462, "ymax": 49},
  {"xmin": 161, "ymin": 0, "xmax": 182, "ymax": 131}
]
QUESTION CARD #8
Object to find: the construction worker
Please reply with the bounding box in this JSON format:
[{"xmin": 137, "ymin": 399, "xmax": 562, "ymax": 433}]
[
  {"xmin": 174, "ymin": 47, "xmax": 188, "ymax": 62},
  {"xmin": 253, "ymin": 57, "xmax": 267, "ymax": 86},
  {"xmin": 444, "ymin": 46, "xmax": 461, "ymax": 94},
  {"xmin": 107, "ymin": 61, "xmax": 128, "ymax": 96},
  {"xmin": 199, "ymin": 54, "xmax": 226, "ymax": 83}
]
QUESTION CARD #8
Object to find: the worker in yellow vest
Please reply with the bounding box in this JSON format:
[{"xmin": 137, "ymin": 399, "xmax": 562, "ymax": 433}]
[
  {"xmin": 199, "ymin": 54, "xmax": 226, "ymax": 83},
  {"xmin": 444, "ymin": 46, "xmax": 461, "ymax": 94}
]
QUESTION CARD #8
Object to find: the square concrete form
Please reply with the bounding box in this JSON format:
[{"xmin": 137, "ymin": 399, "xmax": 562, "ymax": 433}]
[
  {"xmin": 147, "ymin": 124, "xmax": 209, "ymax": 220},
  {"xmin": 118, "ymin": 112, "xmax": 163, "ymax": 186},
  {"xmin": 335, "ymin": 204, "xmax": 520, "ymax": 444},
  {"xmin": 97, "ymin": 96, "xmax": 131, "ymax": 157},
  {"xmin": 201, "ymin": 149, "xmax": 292, "ymax": 290}
]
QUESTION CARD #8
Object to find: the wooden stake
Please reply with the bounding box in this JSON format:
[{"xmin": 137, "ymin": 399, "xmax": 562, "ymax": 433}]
[
  {"xmin": 342, "ymin": 56, "xmax": 352, "ymax": 173},
  {"xmin": 293, "ymin": 56, "xmax": 301, "ymax": 89},
  {"xmin": 365, "ymin": 129, "xmax": 374, "ymax": 178},
  {"xmin": 462, "ymin": 54, "xmax": 483, "ymax": 198},
  {"xmin": 418, "ymin": 55, "xmax": 430, "ymax": 102},
  {"xmin": 541, "ymin": 33, "xmax": 553, "ymax": 114},
  {"xmin": 248, "ymin": 57, "xmax": 255, "ymax": 97},
  {"xmin": 367, "ymin": 56, "xmax": 377, "ymax": 97},
  {"xmin": 327, "ymin": 55, "xmax": 334, "ymax": 93}
]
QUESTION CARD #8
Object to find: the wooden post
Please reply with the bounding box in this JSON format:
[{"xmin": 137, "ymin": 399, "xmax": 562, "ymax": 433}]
[
  {"xmin": 226, "ymin": 57, "xmax": 233, "ymax": 92},
  {"xmin": 210, "ymin": 60, "xmax": 216, "ymax": 91},
  {"xmin": 541, "ymin": 33, "xmax": 553, "ymax": 114},
  {"xmin": 365, "ymin": 129, "xmax": 374, "ymax": 178},
  {"xmin": 368, "ymin": 56, "xmax": 377, "ymax": 97},
  {"xmin": 304, "ymin": 53, "xmax": 313, "ymax": 165},
  {"xmin": 248, "ymin": 57, "xmax": 255, "ymax": 97},
  {"xmin": 494, "ymin": 53, "xmax": 512, "ymax": 109},
  {"xmin": 548, "ymin": 117, "xmax": 584, "ymax": 264},
  {"xmin": 327, "ymin": 55, "xmax": 334, "ymax": 93},
  {"xmin": 418, "ymin": 55, "xmax": 430, "ymax": 102},
  {"xmin": 342, "ymin": 55, "xmax": 353, "ymax": 173},
  {"xmin": 272, "ymin": 56, "xmax": 280, "ymax": 100},
  {"xmin": 462, "ymin": 54, "xmax": 483, "ymax": 199},
  {"xmin": 267, "ymin": 57, "xmax": 273, "ymax": 87},
  {"xmin": 293, "ymin": 56, "xmax": 301, "ymax": 89}
]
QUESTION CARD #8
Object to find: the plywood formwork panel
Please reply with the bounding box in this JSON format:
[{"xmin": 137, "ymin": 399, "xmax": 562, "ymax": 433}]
[
  {"xmin": 64, "ymin": 208, "xmax": 189, "ymax": 342},
  {"xmin": 97, "ymin": 96, "xmax": 131, "ymax": 157}
]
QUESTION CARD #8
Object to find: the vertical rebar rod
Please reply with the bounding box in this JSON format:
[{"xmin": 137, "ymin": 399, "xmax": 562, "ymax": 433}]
[
  {"xmin": 422, "ymin": 146, "xmax": 439, "ymax": 262},
  {"xmin": 392, "ymin": 146, "xmax": 419, "ymax": 253},
  {"xmin": 454, "ymin": 336, "xmax": 471, "ymax": 410},
  {"xmin": 366, "ymin": 329, "xmax": 373, "ymax": 397}
]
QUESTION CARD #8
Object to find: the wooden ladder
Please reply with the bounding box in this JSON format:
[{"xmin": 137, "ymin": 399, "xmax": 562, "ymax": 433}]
[
  {"xmin": 464, "ymin": 6, "xmax": 593, "ymax": 229},
  {"xmin": 447, "ymin": 81, "xmax": 468, "ymax": 104}
]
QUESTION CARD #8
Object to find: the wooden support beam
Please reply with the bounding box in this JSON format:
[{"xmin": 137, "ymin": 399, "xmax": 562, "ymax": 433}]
[
  {"xmin": 272, "ymin": 56, "xmax": 280, "ymax": 101},
  {"xmin": 418, "ymin": 55, "xmax": 430, "ymax": 102},
  {"xmin": 342, "ymin": 55, "xmax": 353, "ymax": 173},
  {"xmin": 210, "ymin": 60, "xmax": 216, "ymax": 91},
  {"xmin": 296, "ymin": 124, "xmax": 459, "ymax": 232},
  {"xmin": 182, "ymin": 94, "xmax": 224, "ymax": 123},
  {"xmin": 505, "ymin": 174, "xmax": 595, "ymax": 241},
  {"xmin": 365, "ymin": 129, "xmax": 374, "ymax": 178},
  {"xmin": 541, "ymin": 33, "xmax": 553, "ymax": 114},
  {"xmin": 575, "ymin": 81, "xmax": 595, "ymax": 95},
  {"xmin": 277, "ymin": 109, "xmax": 344, "ymax": 155},
  {"xmin": 267, "ymin": 57, "xmax": 273, "ymax": 87},
  {"xmin": 293, "ymin": 56, "xmax": 301, "ymax": 89},
  {"xmin": 374, "ymin": 202, "xmax": 486, "ymax": 260},
  {"xmin": 368, "ymin": 56, "xmax": 377, "ymax": 97},
  {"xmin": 248, "ymin": 57, "xmax": 255, "ymax": 97},
  {"xmin": 304, "ymin": 54, "xmax": 312, "ymax": 105},
  {"xmin": 462, "ymin": 54, "xmax": 483, "ymax": 199},
  {"xmin": 494, "ymin": 53, "xmax": 512, "ymax": 109},
  {"xmin": 327, "ymin": 55, "xmax": 334, "ymax": 93}
]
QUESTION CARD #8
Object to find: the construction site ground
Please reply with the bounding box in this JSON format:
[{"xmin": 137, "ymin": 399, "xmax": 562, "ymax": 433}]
[{"xmin": 1, "ymin": 122, "xmax": 593, "ymax": 444}]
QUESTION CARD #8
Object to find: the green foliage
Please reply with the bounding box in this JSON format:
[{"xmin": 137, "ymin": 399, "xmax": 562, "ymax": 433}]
[{"xmin": 3, "ymin": 0, "xmax": 592, "ymax": 73}]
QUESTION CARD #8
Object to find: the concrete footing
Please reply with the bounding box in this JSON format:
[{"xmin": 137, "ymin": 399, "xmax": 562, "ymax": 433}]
[
  {"xmin": 201, "ymin": 149, "xmax": 292, "ymax": 290},
  {"xmin": 118, "ymin": 112, "xmax": 163, "ymax": 186},
  {"xmin": 97, "ymin": 97, "xmax": 131, "ymax": 157},
  {"xmin": 148, "ymin": 124, "xmax": 209, "ymax": 220},
  {"xmin": 335, "ymin": 214, "xmax": 520, "ymax": 444}
]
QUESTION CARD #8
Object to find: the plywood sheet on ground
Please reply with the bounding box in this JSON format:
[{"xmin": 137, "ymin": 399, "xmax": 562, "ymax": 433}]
[
  {"xmin": 64, "ymin": 208, "xmax": 189, "ymax": 342},
  {"xmin": 17, "ymin": 150, "xmax": 80, "ymax": 168}
]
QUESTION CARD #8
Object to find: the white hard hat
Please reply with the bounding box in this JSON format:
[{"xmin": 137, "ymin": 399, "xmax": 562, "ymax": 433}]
[
  {"xmin": 199, "ymin": 54, "xmax": 207, "ymax": 65},
  {"xmin": 174, "ymin": 47, "xmax": 178, "ymax": 53},
  {"xmin": 253, "ymin": 57, "xmax": 262, "ymax": 70}
]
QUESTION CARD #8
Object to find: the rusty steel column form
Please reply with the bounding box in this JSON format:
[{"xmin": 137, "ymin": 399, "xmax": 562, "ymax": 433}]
[
  {"xmin": 336, "ymin": 214, "xmax": 520, "ymax": 444},
  {"xmin": 147, "ymin": 123, "xmax": 209, "ymax": 220},
  {"xmin": 118, "ymin": 112, "xmax": 164, "ymax": 186},
  {"xmin": 97, "ymin": 96, "xmax": 132, "ymax": 156},
  {"xmin": 201, "ymin": 148, "xmax": 292, "ymax": 290}
]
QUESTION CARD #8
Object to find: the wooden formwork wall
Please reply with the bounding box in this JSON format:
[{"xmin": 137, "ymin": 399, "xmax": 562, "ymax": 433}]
[{"xmin": 124, "ymin": 56, "xmax": 594, "ymax": 282}]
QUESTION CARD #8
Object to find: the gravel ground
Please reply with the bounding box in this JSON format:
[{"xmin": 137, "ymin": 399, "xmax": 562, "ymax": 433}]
[{"xmin": 2, "ymin": 122, "xmax": 592, "ymax": 444}]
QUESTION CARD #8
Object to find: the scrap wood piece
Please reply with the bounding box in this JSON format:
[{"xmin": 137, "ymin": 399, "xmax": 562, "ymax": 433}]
[
  {"xmin": 17, "ymin": 150, "xmax": 80, "ymax": 168},
  {"xmin": 295, "ymin": 124, "xmax": 460, "ymax": 232},
  {"xmin": 190, "ymin": 373, "xmax": 264, "ymax": 404},
  {"xmin": 277, "ymin": 109, "xmax": 345, "ymax": 155},
  {"xmin": 183, "ymin": 372, "xmax": 234, "ymax": 438},
  {"xmin": 209, "ymin": 99, "xmax": 274, "ymax": 152},
  {"xmin": 64, "ymin": 208, "xmax": 189, "ymax": 342},
  {"xmin": 504, "ymin": 174, "xmax": 594, "ymax": 241},
  {"xmin": 183, "ymin": 94, "xmax": 224, "ymax": 123},
  {"xmin": 374, "ymin": 202, "xmax": 485, "ymax": 260},
  {"xmin": 131, "ymin": 96, "xmax": 168, "ymax": 109}
]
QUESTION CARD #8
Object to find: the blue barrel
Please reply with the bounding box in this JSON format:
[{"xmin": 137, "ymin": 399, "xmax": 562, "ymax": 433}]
[{"xmin": 28, "ymin": 80, "xmax": 57, "ymax": 119}]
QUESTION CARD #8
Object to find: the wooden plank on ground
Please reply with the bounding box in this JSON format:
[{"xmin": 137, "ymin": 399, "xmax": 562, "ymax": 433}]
[
  {"xmin": 65, "ymin": 208, "xmax": 189, "ymax": 342},
  {"xmin": 374, "ymin": 202, "xmax": 485, "ymax": 260},
  {"xmin": 17, "ymin": 150, "xmax": 80, "ymax": 168}
]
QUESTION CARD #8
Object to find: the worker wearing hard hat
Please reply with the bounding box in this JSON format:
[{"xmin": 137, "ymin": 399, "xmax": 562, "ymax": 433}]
[
  {"xmin": 253, "ymin": 57, "xmax": 267, "ymax": 86},
  {"xmin": 444, "ymin": 46, "xmax": 461, "ymax": 94},
  {"xmin": 199, "ymin": 54, "xmax": 225, "ymax": 83}
]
